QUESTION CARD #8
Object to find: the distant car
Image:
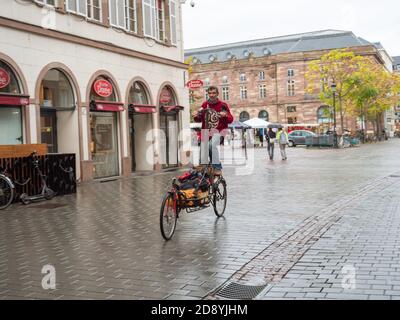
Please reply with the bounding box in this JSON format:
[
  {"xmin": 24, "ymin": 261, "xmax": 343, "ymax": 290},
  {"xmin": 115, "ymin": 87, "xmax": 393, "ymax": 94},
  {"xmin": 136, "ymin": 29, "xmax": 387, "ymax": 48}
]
[{"xmin": 288, "ymin": 130, "xmax": 316, "ymax": 147}]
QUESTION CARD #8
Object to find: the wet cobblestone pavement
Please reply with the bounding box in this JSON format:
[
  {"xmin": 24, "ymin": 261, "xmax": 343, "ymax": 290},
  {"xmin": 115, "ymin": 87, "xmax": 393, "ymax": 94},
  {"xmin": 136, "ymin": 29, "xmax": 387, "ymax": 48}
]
[{"xmin": 1, "ymin": 140, "xmax": 400, "ymax": 299}]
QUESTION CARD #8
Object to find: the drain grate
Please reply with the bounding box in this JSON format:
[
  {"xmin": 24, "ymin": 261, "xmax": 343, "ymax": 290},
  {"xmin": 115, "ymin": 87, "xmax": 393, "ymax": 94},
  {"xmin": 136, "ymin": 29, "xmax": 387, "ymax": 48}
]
[
  {"xmin": 215, "ymin": 282, "xmax": 267, "ymax": 300},
  {"xmin": 30, "ymin": 203, "xmax": 67, "ymax": 209}
]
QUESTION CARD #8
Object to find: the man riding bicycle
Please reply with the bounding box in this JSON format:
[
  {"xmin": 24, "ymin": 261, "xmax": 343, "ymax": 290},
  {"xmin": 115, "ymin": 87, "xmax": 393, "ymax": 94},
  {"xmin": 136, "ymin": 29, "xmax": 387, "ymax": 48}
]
[{"xmin": 193, "ymin": 86, "xmax": 234, "ymax": 175}]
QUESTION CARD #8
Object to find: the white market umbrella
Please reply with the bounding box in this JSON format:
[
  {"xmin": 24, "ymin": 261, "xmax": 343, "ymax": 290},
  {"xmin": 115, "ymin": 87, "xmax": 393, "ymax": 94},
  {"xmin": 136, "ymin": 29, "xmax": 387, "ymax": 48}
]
[{"xmin": 243, "ymin": 118, "xmax": 270, "ymax": 128}]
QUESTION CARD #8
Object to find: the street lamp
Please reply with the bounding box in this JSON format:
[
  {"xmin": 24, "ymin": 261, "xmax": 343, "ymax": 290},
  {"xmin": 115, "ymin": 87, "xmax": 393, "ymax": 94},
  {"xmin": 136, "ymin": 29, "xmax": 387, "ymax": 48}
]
[{"xmin": 331, "ymin": 83, "xmax": 338, "ymax": 148}]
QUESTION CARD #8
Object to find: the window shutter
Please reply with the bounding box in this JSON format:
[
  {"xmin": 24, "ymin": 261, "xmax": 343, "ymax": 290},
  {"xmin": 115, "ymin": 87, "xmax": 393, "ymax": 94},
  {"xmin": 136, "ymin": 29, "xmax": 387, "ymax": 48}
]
[
  {"xmin": 66, "ymin": 0, "xmax": 77, "ymax": 12},
  {"xmin": 143, "ymin": 0, "xmax": 153, "ymax": 37},
  {"xmin": 109, "ymin": 0, "xmax": 117, "ymax": 25},
  {"xmin": 117, "ymin": 0, "xmax": 125, "ymax": 28},
  {"xmin": 169, "ymin": 0, "xmax": 177, "ymax": 44},
  {"xmin": 78, "ymin": 0, "xmax": 87, "ymax": 16}
]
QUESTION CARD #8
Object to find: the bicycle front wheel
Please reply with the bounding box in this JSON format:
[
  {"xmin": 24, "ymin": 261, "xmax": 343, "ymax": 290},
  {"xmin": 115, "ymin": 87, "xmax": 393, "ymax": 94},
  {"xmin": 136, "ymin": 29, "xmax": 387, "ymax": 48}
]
[
  {"xmin": 0, "ymin": 176, "xmax": 14, "ymax": 210},
  {"xmin": 160, "ymin": 192, "xmax": 178, "ymax": 241},
  {"xmin": 213, "ymin": 178, "xmax": 227, "ymax": 217}
]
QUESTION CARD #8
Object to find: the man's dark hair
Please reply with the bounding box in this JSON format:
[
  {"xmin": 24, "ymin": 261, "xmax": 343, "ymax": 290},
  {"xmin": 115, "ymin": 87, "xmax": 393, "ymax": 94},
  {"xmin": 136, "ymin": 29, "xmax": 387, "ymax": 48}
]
[{"xmin": 207, "ymin": 86, "xmax": 219, "ymax": 94}]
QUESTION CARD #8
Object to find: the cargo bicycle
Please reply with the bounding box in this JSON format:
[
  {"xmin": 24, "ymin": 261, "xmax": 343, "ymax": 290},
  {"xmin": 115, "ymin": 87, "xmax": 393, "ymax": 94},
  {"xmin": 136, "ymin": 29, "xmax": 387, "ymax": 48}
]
[{"xmin": 159, "ymin": 163, "xmax": 227, "ymax": 241}]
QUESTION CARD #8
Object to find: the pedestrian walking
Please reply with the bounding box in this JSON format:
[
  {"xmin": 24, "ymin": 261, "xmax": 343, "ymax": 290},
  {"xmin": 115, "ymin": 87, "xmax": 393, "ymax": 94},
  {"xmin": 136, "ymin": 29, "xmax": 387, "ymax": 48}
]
[
  {"xmin": 276, "ymin": 127, "xmax": 288, "ymax": 160},
  {"xmin": 259, "ymin": 128, "xmax": 264, "ymax": 147},
  {"xmin": 266, "ymin": 128, "xmax": 276, "ymax": 160}
]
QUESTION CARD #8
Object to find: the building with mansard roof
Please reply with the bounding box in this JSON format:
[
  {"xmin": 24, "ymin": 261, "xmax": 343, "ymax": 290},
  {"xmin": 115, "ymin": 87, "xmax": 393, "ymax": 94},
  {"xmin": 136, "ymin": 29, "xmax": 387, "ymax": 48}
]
[{"xmin": 185, "ymin": 30, "xmax": 396, "ymax": 136}]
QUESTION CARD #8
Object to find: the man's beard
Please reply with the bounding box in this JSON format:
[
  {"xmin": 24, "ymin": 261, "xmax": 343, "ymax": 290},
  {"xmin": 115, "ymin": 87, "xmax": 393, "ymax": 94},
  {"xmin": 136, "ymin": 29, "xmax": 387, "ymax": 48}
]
[{"xmin": 207, "ymin": 96, "xmax": 218, "ymax": 104}]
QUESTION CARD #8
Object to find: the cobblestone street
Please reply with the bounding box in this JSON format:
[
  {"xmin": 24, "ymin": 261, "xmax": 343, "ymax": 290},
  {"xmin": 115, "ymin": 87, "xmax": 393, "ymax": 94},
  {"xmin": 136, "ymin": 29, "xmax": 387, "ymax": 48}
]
[{"xmin": 1, "ymin": 140, "xmax": 400, "ymax": 300}]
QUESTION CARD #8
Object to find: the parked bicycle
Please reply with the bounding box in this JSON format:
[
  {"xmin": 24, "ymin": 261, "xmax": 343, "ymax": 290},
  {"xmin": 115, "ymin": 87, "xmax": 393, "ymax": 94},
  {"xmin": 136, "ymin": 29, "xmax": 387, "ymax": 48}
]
[
  {"xmin": 0, "ymin": 161, "xmax": 15, "ymax": 210},
  {"xmin": 20, "ymin": 151, "xmax": 55, "ymax": 205},
  {"xmin": 159, "ymin": 162, "xmax": 227, "ymax": 241}
]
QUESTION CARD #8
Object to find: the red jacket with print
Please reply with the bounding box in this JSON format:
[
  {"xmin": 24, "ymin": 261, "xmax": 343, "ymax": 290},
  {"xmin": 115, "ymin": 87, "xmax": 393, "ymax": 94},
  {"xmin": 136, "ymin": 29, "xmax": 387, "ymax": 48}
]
[{"xmin": 193, "ymin": 100, "xmax": 234, "ymax": 134}]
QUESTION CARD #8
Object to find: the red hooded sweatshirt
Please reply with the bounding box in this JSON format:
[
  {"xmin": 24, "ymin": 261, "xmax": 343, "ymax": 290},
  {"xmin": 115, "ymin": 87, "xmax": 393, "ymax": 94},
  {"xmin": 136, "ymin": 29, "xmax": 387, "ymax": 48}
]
[{"xmin": 193, "ymin": 99, "xmax": 234, "ymax": 134}]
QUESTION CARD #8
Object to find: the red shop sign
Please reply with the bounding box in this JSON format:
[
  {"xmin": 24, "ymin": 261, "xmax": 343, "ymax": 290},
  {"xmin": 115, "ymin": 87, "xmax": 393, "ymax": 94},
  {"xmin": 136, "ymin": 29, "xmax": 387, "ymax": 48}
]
[
  {"xmin": 93, "ymin": 79, "xmax": 113, "ymax": 98},
  {"xmin": 187, "ymin": 79, "xmax": 203, "ymax": 90},
  {"xmin": 0, "ymin": 68, "xmax": 10, "ymax": 89},
  {"xmin": 160, "ymin": 88, "xmax": 172, "ymax": 104}
]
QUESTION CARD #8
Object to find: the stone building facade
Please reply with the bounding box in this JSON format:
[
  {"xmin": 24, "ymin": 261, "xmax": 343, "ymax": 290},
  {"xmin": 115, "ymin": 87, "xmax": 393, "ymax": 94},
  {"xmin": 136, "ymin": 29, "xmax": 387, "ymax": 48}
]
[
  {"xmin": 0, "ymin": 0, "xmax": 190, "ymax": 181},
  {"xmin": 185, "ymin": 30, "xmax": 394, "ymax": 134}
]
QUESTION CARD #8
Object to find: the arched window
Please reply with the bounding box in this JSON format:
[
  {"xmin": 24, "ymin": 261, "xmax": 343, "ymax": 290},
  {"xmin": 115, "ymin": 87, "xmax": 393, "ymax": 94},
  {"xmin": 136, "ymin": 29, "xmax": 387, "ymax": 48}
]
[
  {"xmin": 0, "ymin": 60, "xmax": 21, "ymax": 94},
  {"xmin": 90, "ymin": 76, "xmax": 117, "ymax": 102},
  {"xmin": 258, "ymin": 110, "xmax": 269, "ymax": 121},
  {"xmin": 0, "ymin": 60, "xmax": 25, "ymax": 145},
  {"xmin": 40, "ymin": 69, "xmax": 75, "ymax": 109},
  {"xmin": 239, "ymin": 111, "xmax": 250, "ymax": 122},
  {"xmin": 159, "ymin": 86, "xmax": 177, "ymax": 107},
  {"xmin": 129, "ymin": 81, "xmax": 149, "ymax": 105},
  {"xmin": 317, "ymin": 105, "xmax": 333, "ymax": 124}
]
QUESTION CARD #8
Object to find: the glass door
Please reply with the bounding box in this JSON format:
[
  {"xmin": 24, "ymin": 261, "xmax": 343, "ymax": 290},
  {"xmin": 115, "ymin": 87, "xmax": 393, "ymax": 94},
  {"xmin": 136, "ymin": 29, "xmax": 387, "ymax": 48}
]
[
  {"xmin": 90, "ymin": 112, "xmax": 119, "ymax": 178},
  {"xmin": 160, "ymin": 113, "xmax": 178, "ymax": 168},
  {"xmin": 0, "ymin": 107, "xmax": 23, "ymax": 145},
  {"xmin": 40, "ymin": 110, "xmax": 57, "ymax": 153},
  {"xmin": 129, "ymin": 113, "xmax": 136, "ymax": 172}
]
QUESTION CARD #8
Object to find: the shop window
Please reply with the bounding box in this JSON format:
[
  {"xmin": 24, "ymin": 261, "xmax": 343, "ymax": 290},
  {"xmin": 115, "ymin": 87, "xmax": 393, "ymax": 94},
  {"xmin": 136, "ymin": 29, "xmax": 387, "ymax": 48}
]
[
  {"xmin": 0, "ymin": 61, "xmax": 21, "ymax": 94},
  {"xmin": 40, "ymin": 69, "xmax": 74, "ymax": 109},
  {"xmin": 90, "ymin": 76, "xmax": 117, "ymax": 102},
  {"xmin": 287, "ymin": 106, "xmax": 296, "ymax": 113}
]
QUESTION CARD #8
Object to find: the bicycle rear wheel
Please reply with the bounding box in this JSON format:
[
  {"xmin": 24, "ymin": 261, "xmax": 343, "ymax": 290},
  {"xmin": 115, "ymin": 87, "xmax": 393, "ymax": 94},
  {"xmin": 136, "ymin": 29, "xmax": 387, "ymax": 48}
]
[
  {"xmin": 0, "ymin": 176, "xmax": 14, "ymax": 210},
  {"xmin": 160, "ymin": 192, "xmax": 178, "ymax": 241},
  {"xmin": 213, "ymin": 178, "xmax": 227, "ymax": 217}
]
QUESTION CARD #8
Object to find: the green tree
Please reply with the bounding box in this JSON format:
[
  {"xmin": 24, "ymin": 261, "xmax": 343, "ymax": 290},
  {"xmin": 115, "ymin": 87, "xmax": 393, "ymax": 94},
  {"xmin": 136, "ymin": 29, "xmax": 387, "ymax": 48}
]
[
  {"xmin": 350, "ymin": 62, "xmax": 400, "ymax": 139},
  {"xmin": 306, "ymin": 49, "xmax": 367, "ymax": 134}
]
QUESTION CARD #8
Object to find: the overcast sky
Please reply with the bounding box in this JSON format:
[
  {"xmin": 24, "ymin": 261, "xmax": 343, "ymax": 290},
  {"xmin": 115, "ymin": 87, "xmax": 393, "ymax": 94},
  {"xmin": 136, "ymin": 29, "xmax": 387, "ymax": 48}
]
[{"xmin": 182, "ymin": 0, "xmax": 400, "ymax": 57}]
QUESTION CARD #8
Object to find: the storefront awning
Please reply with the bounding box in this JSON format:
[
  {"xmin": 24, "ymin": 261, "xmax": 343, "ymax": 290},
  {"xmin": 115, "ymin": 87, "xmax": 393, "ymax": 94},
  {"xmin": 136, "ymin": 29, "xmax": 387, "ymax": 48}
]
[
  {"xmin": 0, "ymin": 94, "xmax": 30, "ymax": 106},
  {"xmin": 129, "ymin": 104, "xmax": 156, "ymax": 114},
  {"xmin": 91, "ymin": 100, "xmax": 125, "ymax": 112},
  {"xmin": 160, "ymin": 105, "xmax": 184, "ymax": 113}
]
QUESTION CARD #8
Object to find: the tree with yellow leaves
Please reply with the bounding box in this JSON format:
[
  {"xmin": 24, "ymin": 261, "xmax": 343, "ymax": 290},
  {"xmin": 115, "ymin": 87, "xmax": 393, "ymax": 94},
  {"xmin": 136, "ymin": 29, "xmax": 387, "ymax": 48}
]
[
  {"xmin": 349, "ymin": 61, "xmax": 400, "ymax": 140},
  {"xmin": 306, "ymin": 49, "xmax": 368, "ymax": 134}
]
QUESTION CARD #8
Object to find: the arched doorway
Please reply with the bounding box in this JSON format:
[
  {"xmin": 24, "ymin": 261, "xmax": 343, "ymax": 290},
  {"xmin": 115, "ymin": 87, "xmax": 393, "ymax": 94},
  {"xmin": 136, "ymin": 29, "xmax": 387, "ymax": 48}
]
[
  {"xmin": 258, "ymin": 110, "xmax": 269, "ymax": 121},
  {"xmin": 89, "ymin": 75, "xmax": 123, "ymax": 179},
  {"xmin": 159, "ymin": 85, "xmax": 182, "ymax": 168},
  {"xmin": 39, "ymin": 69, "xmax": 76, "ymax": 153},
  {"xmin": 127, "ymin": 80, "xmax": 155, "ymax": 172},
  {"xmin": 0, "ymin": 59, "xmax": 29, "ymax": 145},
  {"xmin": 239, "ymin": 111, "xmax": 250, "ymax": 122},
  {"xmin": 317, "ymin": 105, "xmax": 333, "ymax": 133}
]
